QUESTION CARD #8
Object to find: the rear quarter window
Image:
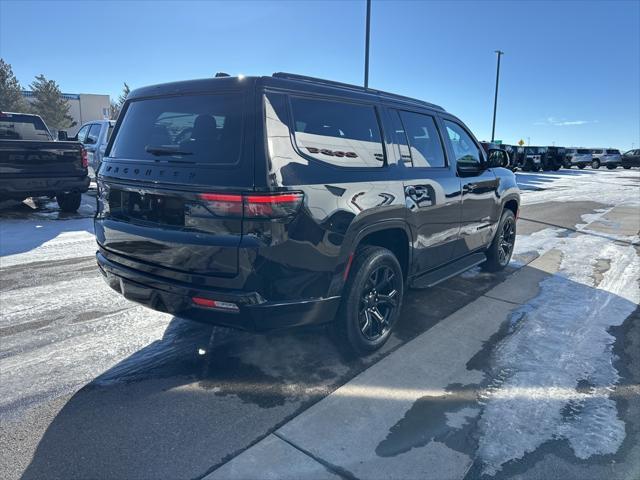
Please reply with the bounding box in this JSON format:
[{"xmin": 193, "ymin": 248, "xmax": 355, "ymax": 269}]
[
  {"xmin": 110, "ymin": 93, "xmax": 243, "ymax": 165},
  {"xmin": 289, "ymin": 96, "xmax": 385, "ymax": 168}
]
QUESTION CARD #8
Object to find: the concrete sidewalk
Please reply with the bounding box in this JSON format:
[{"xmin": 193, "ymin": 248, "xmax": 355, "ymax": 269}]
[{"xmin": 206, "ymin": 251, "xmax": 562, "ymax": 480}]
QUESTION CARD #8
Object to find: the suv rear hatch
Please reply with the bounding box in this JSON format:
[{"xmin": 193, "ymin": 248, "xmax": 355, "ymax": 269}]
[{"xmin": 96, "ymin": 85, "xmax": 255, "ymax": 278}]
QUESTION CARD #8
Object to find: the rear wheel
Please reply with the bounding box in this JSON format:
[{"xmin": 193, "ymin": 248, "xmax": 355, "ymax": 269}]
[
  {"xmin": 56, "ymin": 192, "xmax": 82, "ymax": 212},
  {"xmin": 591, "ymin": 159, "xmax": 601, "ymax": 169},
  {"xmin": 333, "ymin": 246, "xmax": 403, "ymax": 355},
  {"xmin": 623, "ymin": 166, "xmax": 631, "ymax": 169},
  {"xmin": 483, "ymin": 209, "xmax": 516, "ymax": 272},
  {"xmin": 606, "ymin": 165, "xmax": 617, "ymax": 170},
  {"xmin": 578, "ymin": 164, "xmax": 586, "ymax": 169}
]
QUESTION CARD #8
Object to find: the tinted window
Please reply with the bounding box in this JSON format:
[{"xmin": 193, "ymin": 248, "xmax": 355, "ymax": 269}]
[
  {"xmin": 0, "ymin": 113, "xmax": 51, "ymax": 140},
  {"xmin": 397, "ymin": 111, "xmax": 446, "ymax": 167},
  {"xmin": 593, "ymin": 149, "xmax": 603, "ymax": 154},
  {"xmin": 577, "ymin": 149, "xmax": 590, "ymax": 154},
  {"xmin": 290, "ymin": 97, "xmax": 384, "ymax": 167},
  {"xmin": 606, "ymin": 149, "xmax": 619, "ymax": 154},
  {"xmin": 110, "ymin": 94, "xmax": 243, "ymax": 165},
  {"xmin": 86, "ymin": 124, "xmax": 102, "ymax": 144},
  {"xmin": 443, "ymin": 120, "xmax": 481, "ymax": 167},
  {"xmin": 76, "ymin": 125, "xmax": 90, "ymax": 143}
]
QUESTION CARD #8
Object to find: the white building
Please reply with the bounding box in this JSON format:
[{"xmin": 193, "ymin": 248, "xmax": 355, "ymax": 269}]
[{"xmin": 21, "ymin": 91, "xmax": 110, "ymax": 136}]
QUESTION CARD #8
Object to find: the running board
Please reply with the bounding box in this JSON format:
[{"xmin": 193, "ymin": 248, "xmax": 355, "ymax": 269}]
[{"xmin": 410, "ymin": 252, "xmax": 487, "ymax": 289}]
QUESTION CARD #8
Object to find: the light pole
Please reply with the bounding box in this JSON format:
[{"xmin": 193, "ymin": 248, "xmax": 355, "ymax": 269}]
[
  {"xmin": 364, "ymin": 0, "xmax": 371, "ymax": 89},
  {"xmin": 491, "ymin": 50, "xmax": 504, "ymax": 142}
]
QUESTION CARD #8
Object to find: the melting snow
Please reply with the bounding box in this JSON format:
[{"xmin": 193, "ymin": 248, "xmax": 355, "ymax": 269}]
[{"xmin": 477, "ymin": 208, "xmax": 640, "ymax": 475}]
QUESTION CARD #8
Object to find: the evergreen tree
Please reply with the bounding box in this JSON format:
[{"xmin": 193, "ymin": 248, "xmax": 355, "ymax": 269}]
[
  {"xmin": 29, "ymin": 74, "xmax": 75, "ymax": 130},
  {"xmin": 110, "ymin": 82, "xmax": 130, "ymax": 120},
  {"xmin": 0, "ymin": 58, "xmax": 30, "ymax": 112}
]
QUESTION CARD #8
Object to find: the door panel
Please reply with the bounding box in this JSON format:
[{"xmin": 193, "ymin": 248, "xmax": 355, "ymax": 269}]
[
  {"xmin": 441, "ymin": 118, "xmax": 500, "ymax": 259},
  {"xmin": 388, "ymin": 109, "xmax": 461, "ymax": 273}
]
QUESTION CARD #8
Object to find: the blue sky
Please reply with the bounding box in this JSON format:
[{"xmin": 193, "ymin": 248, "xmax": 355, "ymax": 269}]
[{"xmin": 1, "ymin": 0, "xmax": 638, "ymax": 149}]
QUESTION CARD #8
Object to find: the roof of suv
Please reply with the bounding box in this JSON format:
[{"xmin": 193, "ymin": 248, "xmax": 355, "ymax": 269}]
[{"xmin": 127, "ymin": 73, "xmax": 446, "ymax": 113}]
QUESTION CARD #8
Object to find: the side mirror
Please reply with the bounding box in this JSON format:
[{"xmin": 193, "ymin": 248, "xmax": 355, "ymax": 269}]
[
  {"xmin": 487, "ymin": 148, "xmax": 509, "ymax": 168},
  {"xmin": 57, "ymin": 130, "xmax": 68, "ymax": 141}
]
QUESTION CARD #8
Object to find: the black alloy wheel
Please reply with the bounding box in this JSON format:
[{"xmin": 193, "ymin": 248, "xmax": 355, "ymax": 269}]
[
  {"xmin": 483, "ymin": 209, "xmax": 517, "ymax": 272},
  {"xmin": 333, "ymin": 246, "xmax": 404, "ymax": 355},
  {"xmin": 358, "ymin": 265, "xmax": 400, "ymax": 341}
]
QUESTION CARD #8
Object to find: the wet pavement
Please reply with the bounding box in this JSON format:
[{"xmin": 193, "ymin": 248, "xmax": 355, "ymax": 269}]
[{"xmin": 1, "ymin": 169, "xmax": 639, "ymax": 480}]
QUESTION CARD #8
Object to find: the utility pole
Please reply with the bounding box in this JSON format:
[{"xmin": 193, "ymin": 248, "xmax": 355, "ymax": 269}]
[
  {"xmin": 491, "ymin": 50, "xmax": 504, "ymax": 142},
  {"xmin": 364, "ymin": 0, "xmax": 371, "ymax": 89}
]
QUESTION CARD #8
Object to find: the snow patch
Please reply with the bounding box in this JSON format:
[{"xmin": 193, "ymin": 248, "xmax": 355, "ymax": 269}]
[{"xmin": 477, "ymin": 221, "xmax": 639, "ymax": 474}]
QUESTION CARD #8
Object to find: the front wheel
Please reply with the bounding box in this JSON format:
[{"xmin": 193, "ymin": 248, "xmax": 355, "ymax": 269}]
[
  {"xmin": 56, "ymin": 192, "xmax": 82, "ymax": 212},
  {"xmin": 483, "ymin": 209, "xmax": 516, "ymax": 272},
  {"xmin": 591, "ymin": 159, "xmax": 601, "ymax": 169},
  {"xmin": 578, "ymin": 164, "xmax": 586, "ymax": 169},
  {"xmin": 623, "ymin": 166, "xmax": 631, "ymax": 169},
  {"xmin": 606, "ymin": 165, "xmax": 617, "ymax": 170},
  {"xmin": 332, "ymin": 246, "xmax": 404, "ymax": 355}
]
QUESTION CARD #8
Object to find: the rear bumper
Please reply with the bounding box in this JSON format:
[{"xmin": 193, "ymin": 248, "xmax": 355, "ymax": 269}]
[
  {"xmin": 0, "ymin": 175, "xmax": 90, "ymax": 198},
  {"xmin": 96, "ymin": 251, "xmax": 341, "ymax": 331}
]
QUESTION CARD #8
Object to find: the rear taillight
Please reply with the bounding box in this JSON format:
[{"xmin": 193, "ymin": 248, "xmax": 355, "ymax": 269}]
[
  {"xmin": 198, "ymin": 192, "xmax": 303, "ymax": 219},
  {"xmin": 81, "ymin": 148, "xmax": 88, "ymax": 168}
]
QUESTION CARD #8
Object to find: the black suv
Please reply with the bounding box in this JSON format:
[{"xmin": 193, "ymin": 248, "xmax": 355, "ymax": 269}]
[{"xmin": 95, "ymin": 73, "xmax": 520, "ymax": 354}]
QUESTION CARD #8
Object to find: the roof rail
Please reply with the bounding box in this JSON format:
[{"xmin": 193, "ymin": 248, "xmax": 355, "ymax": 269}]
[{"xmin": 272, "ymin": 72, "xmax": 444, "ymax": 111}]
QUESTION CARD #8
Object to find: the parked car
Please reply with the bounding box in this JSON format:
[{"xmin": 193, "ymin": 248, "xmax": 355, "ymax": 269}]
[
  {"xmin": 95, "ymin": 73, "xmax": 520, "ymax": 354},
  {"xmin": 541, "ymin": 146, "xmax": 565, "ymax": 171},
  {"xmin": 66, "ymin": 120, "xmax": 115, "ymax": 178},
  {"xmin": 621, "ymin": 149, "xmax": 640, "ymax": 169},
  {"xmin": 0, "ymin": 111, "xmax": 89, "ymax": 211},
  {"xmin": 519, "ymin": 146, "xmax": 543, "ymax": 171},
  {"xmin": 591, "ymin": 149, "xmax": 622, "ymax": 169},
  {"xmin": 563, "ymin": 148, "xmax": 592, "ymax": 169}
]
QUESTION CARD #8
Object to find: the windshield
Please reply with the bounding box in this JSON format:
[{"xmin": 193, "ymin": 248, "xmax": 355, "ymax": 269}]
[
  {"xmin": 110, "ymin": 93, "xmax": 243, "ymax": 165},
  {"xmin": 0, "ymin": 113, "xmax": 52, "ymax": 140}
]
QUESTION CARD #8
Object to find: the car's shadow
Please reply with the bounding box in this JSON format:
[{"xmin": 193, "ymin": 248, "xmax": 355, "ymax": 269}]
[
  {"xmin": 18, "ymin": 262, "xmax": 638, "ymax": 480},
  {"xmin": 15, "ymin": 264, "xmax": 513, "ymax": 480}
]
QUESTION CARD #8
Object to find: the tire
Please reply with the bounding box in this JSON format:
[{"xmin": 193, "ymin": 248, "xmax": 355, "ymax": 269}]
[
  {"xmin": 332, "ymin": 246, "xmax": 404, "ymax": 355},
  {"xmin": 532, "ymin": 165, "xmax": 540, "ymax": 172},
  {"xmin": 56, "ymin": 192, "xmax": 82, "ymax": 212},
  {"xmin": 623, "ymin": 166, "xmax": 631, "ymax": 169},
  {"xmin": 591, "ymin": 159, "xmax": 600, "ymax": 169},
  {"xmin": 606, "ymin": 165, "xmax": 617, "ymax": 170},
  {"xmin": 482, "ymin": 209, "xmax": 516, "ymax": 272},
  {"xmin": 578, "ymin": 164, "xmax": 586, "ymax": 169}
]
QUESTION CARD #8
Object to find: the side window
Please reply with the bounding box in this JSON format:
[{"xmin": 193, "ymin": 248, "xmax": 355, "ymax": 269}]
[
  {"xmin": 86, "ymin": 124, "xmax": 102, "ymax": 145},
  {"xmin": 397, "ymin": 111, "xmax": 446, "ymax": 167},
  {"xmin": 290, "ymin": 96, "xmax": 384, "ymax": 167},
  {"xmin": 443, "ymin": 120, "xmax": 481, "ymax": 168},
  {"xmin": 76, "ymin": 125, "xmax": 90, "ymax": 143}
]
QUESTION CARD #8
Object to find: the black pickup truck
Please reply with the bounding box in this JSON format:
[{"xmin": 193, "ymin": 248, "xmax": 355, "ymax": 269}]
[{"xmin": 0, "ymin": 112, "xmax": 89, "ymax": 211}]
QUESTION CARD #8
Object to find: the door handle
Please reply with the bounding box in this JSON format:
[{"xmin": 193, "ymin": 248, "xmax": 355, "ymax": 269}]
[{"xmin": 463, "ymin": 183, "xmax": 476, "ymax": 193}]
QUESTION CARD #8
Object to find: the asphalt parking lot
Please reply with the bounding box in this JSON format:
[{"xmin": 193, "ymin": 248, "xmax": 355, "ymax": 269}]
[{"xmin": 1, "ymin": 169, "xmax": 639, "ymax": 480}]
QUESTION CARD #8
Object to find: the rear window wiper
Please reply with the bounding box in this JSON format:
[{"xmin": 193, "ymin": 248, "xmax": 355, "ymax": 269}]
[{"xmin": 145, "ymin": 145, "xmax": 193, "ymax": 156}]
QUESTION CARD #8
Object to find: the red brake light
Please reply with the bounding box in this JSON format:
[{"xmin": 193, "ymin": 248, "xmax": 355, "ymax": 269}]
[
  {"xmin": 198, "ymin": 192, "xmax": 303, "ymax": 219},
  {"xmin": 81, "ymin": 148, "xmax": 88, "ymax": 168}
]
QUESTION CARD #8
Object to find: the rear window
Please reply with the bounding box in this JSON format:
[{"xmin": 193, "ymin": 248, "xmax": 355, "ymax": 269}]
[
  {"xmin": 290, "ymin": 96, "xmax": 384, "ymax": 168},
  {"xmin": 110, "ymin": 94, "xmax": 243, "ymax": 165},
  {"xmin": 0, "ymin": 113, "xmax": 51, "ymax": 141},
  {"xmin": 577, "ymin": 149, "xmax": 590, "ymax": 154},
  {"xmin": 592, "ymin": 149, "xmax": 603, "ymax": 154},
  {"xmin": 606, "ymin": 149, "xmax": 619, "ymax": 154}
]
